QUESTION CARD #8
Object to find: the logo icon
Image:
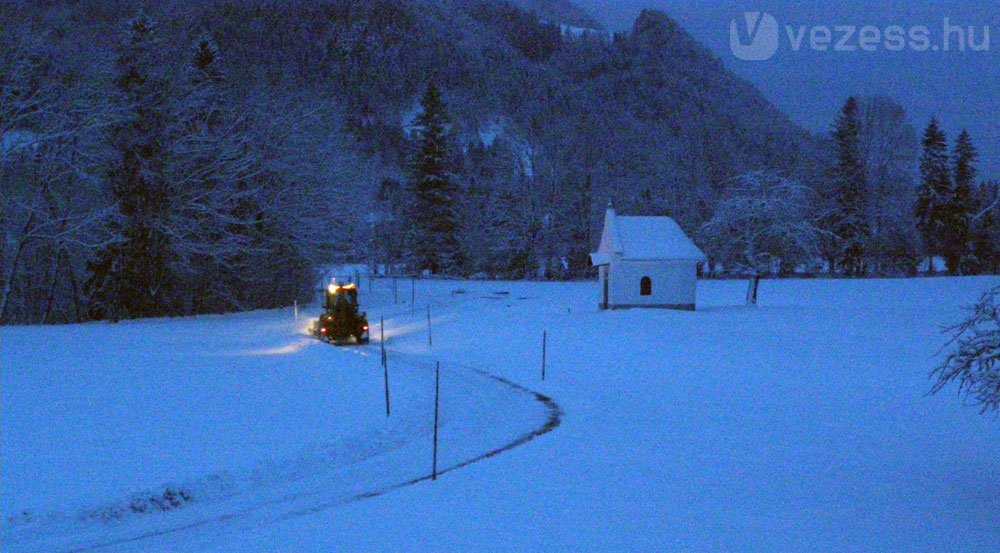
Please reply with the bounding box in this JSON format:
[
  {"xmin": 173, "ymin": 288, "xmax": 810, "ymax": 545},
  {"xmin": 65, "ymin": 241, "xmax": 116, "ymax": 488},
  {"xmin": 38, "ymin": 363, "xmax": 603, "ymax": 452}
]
[{"xmin": 730, "ymin": 12, "xmax": 780, "ymax": 61}]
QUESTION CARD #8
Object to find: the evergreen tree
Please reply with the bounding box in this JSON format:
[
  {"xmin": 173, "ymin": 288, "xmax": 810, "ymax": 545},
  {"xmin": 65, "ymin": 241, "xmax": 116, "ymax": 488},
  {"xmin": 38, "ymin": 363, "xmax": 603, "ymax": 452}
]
[
  {"xmin": 949, "ymin": 129, "xmax": 978, "ymax": 273},
  {"xmin": 915, "ymin": 117, "xmax": 952, "ymax": 273},
  {"xmin": 86, "ymin": 15, "xmax": 175, "ymax": 320},
  {"xmin": 405, "ymin": 83, "xmax": 461, "ymax": 274},
  {"xmin": 187, "ymin": 34, "xmax": 225, "ymax": 130},
  {"xmin": 830, "ymin": 97, "xmax": 868, "ymax": 275},
  {"xmin": 192, "ymin": 35, "xmax": 224, "ymax": 84}
]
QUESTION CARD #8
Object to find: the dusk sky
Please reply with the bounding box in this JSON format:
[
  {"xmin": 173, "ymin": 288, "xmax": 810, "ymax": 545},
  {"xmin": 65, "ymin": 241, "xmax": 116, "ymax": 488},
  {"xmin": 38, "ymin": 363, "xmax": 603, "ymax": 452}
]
[{"xmin": 576, "ymin": 0, "xmax": 1000, "ymax": 180}]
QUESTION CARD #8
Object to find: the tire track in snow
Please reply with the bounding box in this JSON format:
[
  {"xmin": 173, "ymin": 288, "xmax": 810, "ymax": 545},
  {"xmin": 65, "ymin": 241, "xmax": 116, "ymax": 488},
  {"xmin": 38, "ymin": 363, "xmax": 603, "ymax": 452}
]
[
  {"xmin": 60, "ymin": 347, "xmax": 561, "ymax": 553},
  {"xmin": 272, "ymin": 364, "xmax": 562, "ymax": 520}
]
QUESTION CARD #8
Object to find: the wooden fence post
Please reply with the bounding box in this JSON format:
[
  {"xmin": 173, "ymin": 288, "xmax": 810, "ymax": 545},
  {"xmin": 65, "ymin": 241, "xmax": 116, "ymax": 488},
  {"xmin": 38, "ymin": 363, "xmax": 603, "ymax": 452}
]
[
  {"xmin": 542, "ymin": 330, "xmax": 547, "ymax": 381},
  {"xmin": 433, "ymin": 361, "xmax": 440, "ymax": 480},
  {"xmin": 382, "ymin": 317, "xmax": 389, "ymax": 417}
]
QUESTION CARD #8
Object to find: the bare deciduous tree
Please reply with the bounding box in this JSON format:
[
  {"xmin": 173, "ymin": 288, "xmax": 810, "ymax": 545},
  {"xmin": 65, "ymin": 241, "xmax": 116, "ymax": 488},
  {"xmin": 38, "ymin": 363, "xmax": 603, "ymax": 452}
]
[
  {"xmin": 701, "ymin": 172, "xmax": 826, "ymax": 304},
  {"xmin": 1, "ymin": 30, "xmax": 115, "ymax": 323},
  {"xmin": 857, "ymin": 96, "xmax": 921, "ymax": 274},
  {"xmin": 932, "ymin": 286, "xmax": 1000, "ymax": 413}
]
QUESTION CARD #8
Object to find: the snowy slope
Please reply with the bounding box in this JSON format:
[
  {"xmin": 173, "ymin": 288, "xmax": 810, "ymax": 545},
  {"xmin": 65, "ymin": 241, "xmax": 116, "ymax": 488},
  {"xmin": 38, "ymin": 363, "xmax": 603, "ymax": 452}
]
[
  {"xmin": 3, "ymin": 276, "xmax": 1000, "ymax": 551},
  {"xmin": 1, "ymin": 300, "xmax": 552, "ymax": 552}
]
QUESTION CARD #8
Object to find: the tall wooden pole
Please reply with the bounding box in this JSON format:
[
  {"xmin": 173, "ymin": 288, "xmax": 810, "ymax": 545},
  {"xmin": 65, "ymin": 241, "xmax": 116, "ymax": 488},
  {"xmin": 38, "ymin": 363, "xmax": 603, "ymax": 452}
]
[
  {"xmin": 382, "ymin": 317, "xmax": 389, "ymax": 417},
  {"xmin": 433, "ymin": 361, "xmax": 440, "ymax": 480},
  {"xmin": 542, "ymin": 330, "xmax": 547, "ymax": 381},
  {"xmin": 427, "ymin": 305, "xmax": 432, "ymax": 348}
]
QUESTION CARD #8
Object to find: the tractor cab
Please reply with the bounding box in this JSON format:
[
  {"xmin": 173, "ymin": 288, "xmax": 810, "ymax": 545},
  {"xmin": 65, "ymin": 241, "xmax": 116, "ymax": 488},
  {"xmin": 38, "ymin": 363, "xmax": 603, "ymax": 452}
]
[{"xmin": 312, "ymin": 282, "xmax": 370, "ymax": 344}]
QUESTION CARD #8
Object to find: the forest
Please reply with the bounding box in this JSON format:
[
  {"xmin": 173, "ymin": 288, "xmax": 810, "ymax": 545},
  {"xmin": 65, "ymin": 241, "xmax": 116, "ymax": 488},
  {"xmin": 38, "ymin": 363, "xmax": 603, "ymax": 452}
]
[{"xmin": 2, "ymin": 0, "xmax": 998, "ymax": 324}]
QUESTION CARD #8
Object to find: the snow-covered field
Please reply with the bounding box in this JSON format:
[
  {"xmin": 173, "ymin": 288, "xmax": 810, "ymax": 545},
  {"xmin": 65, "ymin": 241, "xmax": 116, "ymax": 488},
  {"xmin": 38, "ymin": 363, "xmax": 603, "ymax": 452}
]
[{"xmin": 3, "ymin": 276, "xmax": 999, "ymax": 552}]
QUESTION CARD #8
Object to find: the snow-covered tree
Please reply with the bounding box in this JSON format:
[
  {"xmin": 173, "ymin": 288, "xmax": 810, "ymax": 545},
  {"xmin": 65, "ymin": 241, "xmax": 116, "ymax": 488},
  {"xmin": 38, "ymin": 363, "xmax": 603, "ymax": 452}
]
[
  {"xmin": 1, "ymin": 26, "xmax": 113, "ymax": 324},
  {"xmin": 932, "ymin": 286, "xmax": 1000, "ymax": 413},
  {"xmin": 856, "ymin": 97, "xmax": 920, "ymax": 275},
  {"xmin": 238, "ymin": 93, "xmax": 366, "ymax": 308},
  {"xmin": 829, "ymin": 97, "xmax": 868, "ymax": 275},
  {"xmin": 163, "ymin": 33, "xmax": 270, "ymax": 313},
  {"xmin": 915, "ymin": 118, "xmax": 953, "ymax": 273},
  {"xmin": 405, "ymin": 83, "xmax": 462, "ymax": 275},
  {"xmin": 86, "ymin": 14, "xmax": 175, "ymax": 320},
  {"xmin": 972, "ymin": 181, "xmax": 1000, "ymax": 273},
  {"xmin": 701, "ymin": 172, "xmax": 823, "ymax": 304},
  {"xmin": 950, "ymin": 130, "xmax": 978, "ymax": 273}
]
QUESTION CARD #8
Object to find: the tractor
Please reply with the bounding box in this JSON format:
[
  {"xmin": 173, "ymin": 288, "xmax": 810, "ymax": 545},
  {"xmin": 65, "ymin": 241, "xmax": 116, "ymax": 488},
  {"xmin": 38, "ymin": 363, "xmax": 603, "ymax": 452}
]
[{"xmin": 311, "ymin": 282, "xmax": 370, "ymax": 344}]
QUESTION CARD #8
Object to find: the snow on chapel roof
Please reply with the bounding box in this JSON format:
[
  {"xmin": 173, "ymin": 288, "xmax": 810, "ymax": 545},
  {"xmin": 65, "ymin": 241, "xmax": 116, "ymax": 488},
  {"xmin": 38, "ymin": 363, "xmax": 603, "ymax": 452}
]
[
  {"xmin": 593, "ymin": 208, "xmax": 707, "ymax": 263},
  {"xmin": 616, "ymin": 216, "xmax": 706, "ymax": 261}
]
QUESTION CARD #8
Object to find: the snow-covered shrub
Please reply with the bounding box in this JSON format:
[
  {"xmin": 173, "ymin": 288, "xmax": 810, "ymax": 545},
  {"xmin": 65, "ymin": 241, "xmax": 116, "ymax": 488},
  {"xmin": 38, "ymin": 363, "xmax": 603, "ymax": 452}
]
[{"xmin": 932, "ymin": 286, "xmax": 1000, "ymax": 413}]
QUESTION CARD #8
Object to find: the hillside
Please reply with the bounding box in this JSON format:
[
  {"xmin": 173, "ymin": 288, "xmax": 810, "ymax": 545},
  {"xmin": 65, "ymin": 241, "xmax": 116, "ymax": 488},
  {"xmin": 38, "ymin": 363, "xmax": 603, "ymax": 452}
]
[
  {"xmin": 1, "ymin": 0, "xmax": 823, "ymax": 323},
  {"xmin": 5, "ymin": 0, "xmax": 816, "ymax": 218},
  {"xmin": 205, "ymin": 0, "xmax": 820, "ymax": 265}
]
